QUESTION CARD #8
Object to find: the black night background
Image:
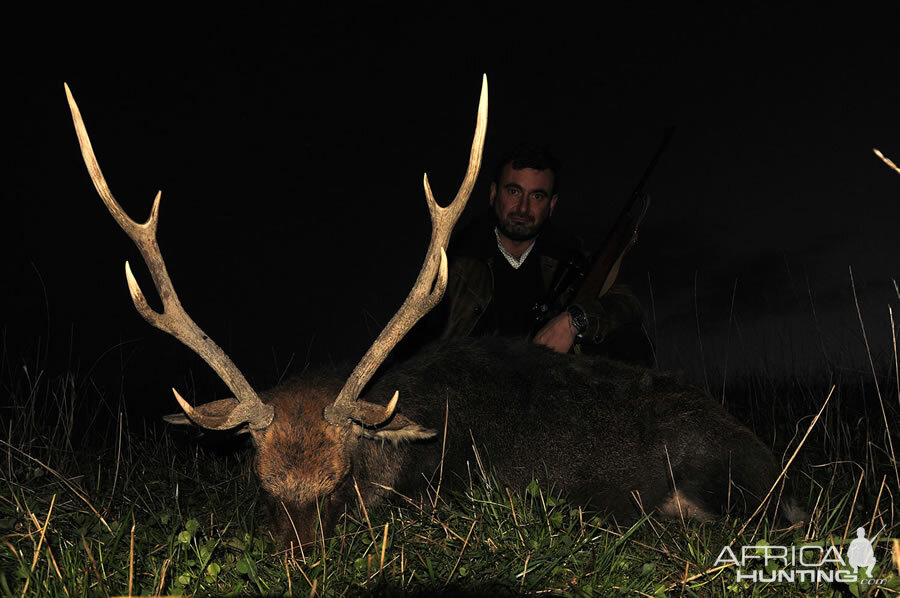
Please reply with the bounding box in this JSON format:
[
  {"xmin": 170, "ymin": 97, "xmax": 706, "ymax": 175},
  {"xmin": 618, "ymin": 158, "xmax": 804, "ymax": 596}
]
[
  {"xmin": 4, "ymin": 8, "xmax": 898, "ymax": 421},
  {"xmin": 2, "ymin": 7, "xmax": 900, "ymax": 595}
]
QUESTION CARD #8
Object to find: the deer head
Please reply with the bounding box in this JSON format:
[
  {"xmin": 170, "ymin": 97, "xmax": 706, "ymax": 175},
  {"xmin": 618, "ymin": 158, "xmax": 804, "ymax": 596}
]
[{"xmin": 65, "ymin": 76, "xmax": 488, "ymax": 545}]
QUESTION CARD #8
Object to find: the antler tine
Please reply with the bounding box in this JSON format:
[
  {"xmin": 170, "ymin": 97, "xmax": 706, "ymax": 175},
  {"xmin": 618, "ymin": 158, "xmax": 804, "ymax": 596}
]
[
  {"xmin": 64, "ymin": 83, "xmax": 274, "ymax": 430},
  {"xmin": 325, "ymin": 75, "xmax": 488, "ymax": 426}
]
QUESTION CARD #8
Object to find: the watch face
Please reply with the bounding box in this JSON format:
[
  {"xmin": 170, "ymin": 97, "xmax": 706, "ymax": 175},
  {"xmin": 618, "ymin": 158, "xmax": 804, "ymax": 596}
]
[{"xmin": 568, "ymin": 306, "xmax": 587, "ymax": 332}]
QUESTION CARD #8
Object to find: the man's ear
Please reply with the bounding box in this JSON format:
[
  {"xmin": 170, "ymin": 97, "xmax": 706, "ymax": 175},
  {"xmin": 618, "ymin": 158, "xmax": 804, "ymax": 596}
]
[
  {"xmin": 489, "ymin": 182, "xmax": 497, "ymax": 206},
  {"xmin": 549, "ymin": 194, "xmax": 559, "ymax": 216}
]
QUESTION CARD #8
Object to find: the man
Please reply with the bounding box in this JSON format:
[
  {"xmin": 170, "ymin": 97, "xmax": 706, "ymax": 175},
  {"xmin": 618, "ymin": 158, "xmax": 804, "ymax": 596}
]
[{"xmin": 438, "ymin": 146, "xmax": 652, "ymax": 363}]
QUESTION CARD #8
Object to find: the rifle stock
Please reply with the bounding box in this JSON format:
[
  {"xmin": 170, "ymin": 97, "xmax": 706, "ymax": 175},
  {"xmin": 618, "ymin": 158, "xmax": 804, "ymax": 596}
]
[
  {"xmin": 530, "ymin": 128, "xmax": 674, "ymax": 334},
  {"xmin": 573, "ymin": 192, "xmax": 650, "ymax": 303},
  {"xmin": 573, "ymin": 127, "xmax": 674, "ymax": 304}
]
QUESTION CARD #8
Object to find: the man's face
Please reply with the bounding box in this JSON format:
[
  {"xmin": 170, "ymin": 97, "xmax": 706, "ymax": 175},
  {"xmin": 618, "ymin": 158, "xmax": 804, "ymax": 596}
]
[{"xmin": 490, "ymin": 164, "xmax": 558, "ymax": 241}]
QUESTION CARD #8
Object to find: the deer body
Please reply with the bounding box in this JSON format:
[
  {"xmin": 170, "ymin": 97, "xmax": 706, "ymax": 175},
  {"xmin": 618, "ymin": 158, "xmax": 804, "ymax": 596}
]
[{"xmin": 254, "ymin": 337, "xmax": 787, "ymax": 546}]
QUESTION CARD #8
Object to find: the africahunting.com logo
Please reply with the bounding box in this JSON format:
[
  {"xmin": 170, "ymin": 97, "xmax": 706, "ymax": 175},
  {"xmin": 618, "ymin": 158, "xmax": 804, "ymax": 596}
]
[{"xmin": 715, "ymin": 526, "xmax": 890, "ymax": 586}]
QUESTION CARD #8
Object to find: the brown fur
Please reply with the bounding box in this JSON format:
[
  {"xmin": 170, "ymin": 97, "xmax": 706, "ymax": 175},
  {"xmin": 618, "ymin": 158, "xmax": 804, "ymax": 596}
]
[
  {"xmin": 208, "ymin": 337, "xmax": 803, "ymax": 548},
  {"xmin": 254, "ymin": 381, "xmax": 349, "ymax": 503},
  {"xmin": 249, "ymin": 376, "xmax": 426, "ymax": 546}
]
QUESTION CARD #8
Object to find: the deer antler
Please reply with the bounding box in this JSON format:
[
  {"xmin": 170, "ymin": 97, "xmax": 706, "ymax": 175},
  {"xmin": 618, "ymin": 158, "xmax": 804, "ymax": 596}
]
[
  {"xmin": 64, "ymin": 83, "xmax": 274, "ymax": 431},
  {"xmin": 324, "ymin": 75, "xmax": 488, "ymax": 426}
]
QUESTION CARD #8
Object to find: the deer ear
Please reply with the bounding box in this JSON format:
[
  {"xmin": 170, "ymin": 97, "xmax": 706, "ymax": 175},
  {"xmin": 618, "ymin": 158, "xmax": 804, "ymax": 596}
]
[
  {"xmin": 165, "ymin": 393, "xmax": 272, "ymax": 431},
  {"xmin": 162, "ymin": 412, "xmax": 192, "ymax": 426},
  {"xmin": 163, "ymin": 408, "xmax": 253, "ymax": 435},
  {"xmin": 357, "ymin": 414, "xmax": 438, "ymax": 444}
]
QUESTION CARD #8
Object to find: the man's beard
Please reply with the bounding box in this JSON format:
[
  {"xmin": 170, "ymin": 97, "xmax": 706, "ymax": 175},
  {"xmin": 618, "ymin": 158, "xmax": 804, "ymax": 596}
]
[{"xmin": 494, "ymin": 206, "xmax": 543, "ymax": 241}]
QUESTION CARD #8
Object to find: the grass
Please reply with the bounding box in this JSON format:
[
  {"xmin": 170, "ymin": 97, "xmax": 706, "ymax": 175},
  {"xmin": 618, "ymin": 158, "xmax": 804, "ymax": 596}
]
[
  {"xmin": 1, "ymin": 281, "xmax": 898, "ymax": 595},
  {"xmin": 2, "ymin": 354, "xmax": 898, "ymax": 596}
]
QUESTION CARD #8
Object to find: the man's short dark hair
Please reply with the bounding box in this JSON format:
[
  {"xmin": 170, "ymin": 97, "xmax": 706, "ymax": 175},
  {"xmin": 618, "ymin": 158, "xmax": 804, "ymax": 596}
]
[{"xmin": 493, "ymin": 145, "xmax": 562, "ymax": 195}]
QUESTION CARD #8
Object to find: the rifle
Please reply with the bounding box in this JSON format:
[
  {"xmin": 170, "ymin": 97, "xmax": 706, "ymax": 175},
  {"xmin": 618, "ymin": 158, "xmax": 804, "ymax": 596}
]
[{"xmin": 532, "ymin": 127, "xmax": 675, "ymax": 328}]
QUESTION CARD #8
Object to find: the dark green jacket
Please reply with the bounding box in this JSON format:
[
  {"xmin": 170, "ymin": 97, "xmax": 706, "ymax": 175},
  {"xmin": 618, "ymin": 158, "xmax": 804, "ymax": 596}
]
[{"xmin": 438, "ymin": 215, "xmax": 646, "ymax": 350}]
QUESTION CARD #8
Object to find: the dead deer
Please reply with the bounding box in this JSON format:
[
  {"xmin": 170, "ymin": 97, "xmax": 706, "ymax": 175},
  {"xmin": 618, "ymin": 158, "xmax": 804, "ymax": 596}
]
[{"xmin": 65, "ymin": 77, "xmax": 800, "ymax": 548}]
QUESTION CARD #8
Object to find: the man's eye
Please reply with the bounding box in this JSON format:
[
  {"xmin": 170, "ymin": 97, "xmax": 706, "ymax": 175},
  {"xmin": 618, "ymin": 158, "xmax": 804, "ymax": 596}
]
[
  {"xmin": 531, "ymin": 193, "xmax": 546, "ymax": 201},
  {"xmin": 507, "ymin": 187, "xmax": 520, "ymax": 196}
]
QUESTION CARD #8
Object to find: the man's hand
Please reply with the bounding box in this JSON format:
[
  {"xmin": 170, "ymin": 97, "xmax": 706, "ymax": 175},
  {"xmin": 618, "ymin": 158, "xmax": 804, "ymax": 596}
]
[{"xmin": 533, "ymin": 312, "xmax": 578, "ymax": 354}]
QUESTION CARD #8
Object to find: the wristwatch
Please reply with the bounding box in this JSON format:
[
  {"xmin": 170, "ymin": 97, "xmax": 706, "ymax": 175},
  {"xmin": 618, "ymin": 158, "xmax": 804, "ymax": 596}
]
[{"xmin": 566, "ymin": 305, "xmax": 588, "ymax": 337}]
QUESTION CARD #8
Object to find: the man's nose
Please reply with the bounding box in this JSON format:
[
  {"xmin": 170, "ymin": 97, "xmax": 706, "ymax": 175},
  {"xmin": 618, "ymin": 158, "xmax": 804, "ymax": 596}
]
[{"xmin": 515, "ymin": 194, "xmax": 529, "ymax": 212}]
